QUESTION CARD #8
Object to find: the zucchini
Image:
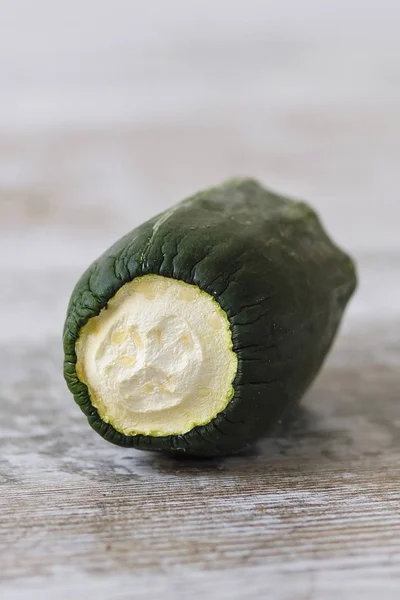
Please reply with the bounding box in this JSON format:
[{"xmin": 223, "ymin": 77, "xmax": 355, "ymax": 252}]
[{"xmin": 63, "ymin": 178, "xmax": 357, "ymax": 457}]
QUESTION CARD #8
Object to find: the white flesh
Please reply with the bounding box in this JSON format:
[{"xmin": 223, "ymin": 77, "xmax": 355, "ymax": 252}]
[{"xmin": 76, "ymin": 275, "xmax": 238, "ymax": 436}]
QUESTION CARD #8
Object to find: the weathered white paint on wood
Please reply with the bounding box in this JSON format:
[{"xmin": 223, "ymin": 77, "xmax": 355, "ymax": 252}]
[
  {"xmin": 1, "ymin": 252, "xmax": 399, "ymax": 599},
  {"xmin": 1, "ymin": 3, "xmax": 400, "ymax": 598}
]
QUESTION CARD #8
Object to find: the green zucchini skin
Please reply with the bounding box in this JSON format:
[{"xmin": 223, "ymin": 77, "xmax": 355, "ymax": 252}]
[{"xmin": 63, "ymin": 179, "xmax": 357, "ymax": 457}]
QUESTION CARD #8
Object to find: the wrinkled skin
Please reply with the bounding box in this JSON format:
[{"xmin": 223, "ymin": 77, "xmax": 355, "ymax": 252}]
[{"xmin": 63, "ymin": 179, "xmax": 357, "ymax": 457}]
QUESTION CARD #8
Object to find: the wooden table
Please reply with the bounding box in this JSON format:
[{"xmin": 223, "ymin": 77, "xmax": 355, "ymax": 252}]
[
  {"xmin": 1, "ymin": 4, "xmax": 400, "ymax": 596},
  {"xmin": 2, "ymin": 186, "xmax": 400, "ymax": 600}
]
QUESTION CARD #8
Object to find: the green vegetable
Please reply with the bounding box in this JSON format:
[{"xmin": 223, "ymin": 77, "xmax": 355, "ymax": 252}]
[{"xmin": 63, "ymin": 178, "xmax": 357, "ymax": 457}]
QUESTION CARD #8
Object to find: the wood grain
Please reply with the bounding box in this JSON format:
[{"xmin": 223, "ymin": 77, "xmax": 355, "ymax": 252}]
[
  {"xmin": 0, "ymin": 3, "xmax": 399, "ymax": 596},
  {"xmin": 1, "ymin": 255, "xmax": 399, "ymax": 599}
]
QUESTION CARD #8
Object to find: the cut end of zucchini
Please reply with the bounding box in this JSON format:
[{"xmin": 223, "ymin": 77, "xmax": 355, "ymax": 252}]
[{"xmin": 75, "ymin": 275, "xmax": 238, "ymax": 436}]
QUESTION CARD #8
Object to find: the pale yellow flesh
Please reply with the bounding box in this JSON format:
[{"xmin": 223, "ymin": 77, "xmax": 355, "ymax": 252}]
[{"xmin": 75, "ymin": 275, "xmax": 238, "ymax": 436}]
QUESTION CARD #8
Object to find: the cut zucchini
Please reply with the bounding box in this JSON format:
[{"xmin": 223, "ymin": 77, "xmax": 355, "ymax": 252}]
[{"xmin": 63, "ymin": 178, "xmax": 357, "ymax": 457}]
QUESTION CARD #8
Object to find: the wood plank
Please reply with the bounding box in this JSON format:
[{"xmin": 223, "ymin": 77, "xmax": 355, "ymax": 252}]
[
  {"xmin": 0, "ymin": 3, "xmax": 399, "ymax": 593},
  {"xmin": 1, "ymin": 258, "xmax": 399, "ymax": 599}
]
